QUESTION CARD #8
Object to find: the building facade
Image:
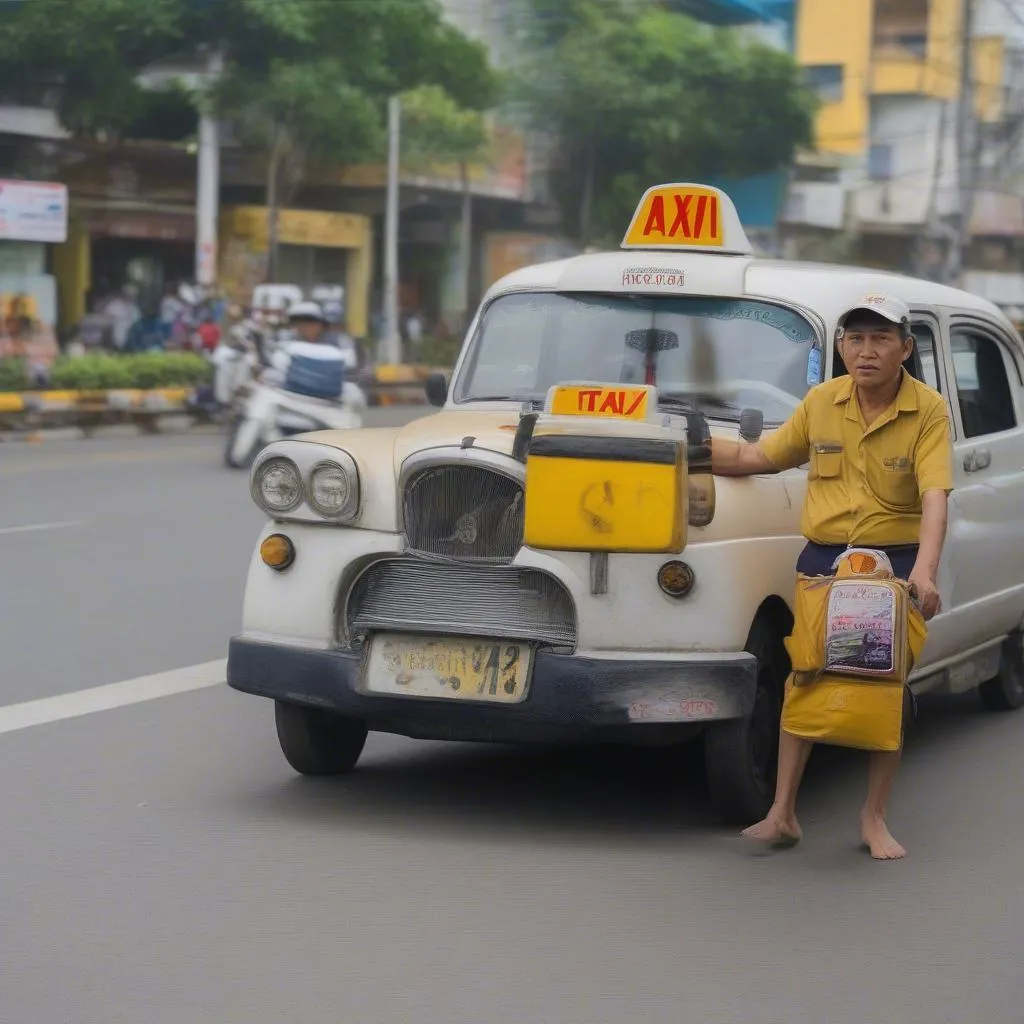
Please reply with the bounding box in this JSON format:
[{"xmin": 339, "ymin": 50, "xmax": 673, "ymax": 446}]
[
  {"xmin": 784, "ymin": 0, "xmax": 1024, "ymax": 310},
  {"xmin": 675, "ymin": 0, "xmax": 797, "ymax": 247}
]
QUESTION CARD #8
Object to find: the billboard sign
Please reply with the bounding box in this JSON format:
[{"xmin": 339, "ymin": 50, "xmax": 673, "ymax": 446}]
[{"xmin": 0, "ymin": 179, "xmax": 68, "ymax": 243}]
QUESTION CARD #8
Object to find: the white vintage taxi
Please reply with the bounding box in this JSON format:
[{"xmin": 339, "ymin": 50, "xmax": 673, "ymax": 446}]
[{"xmin": 227, "ymin": 183, "xmax": 1024, "ymax": 824}]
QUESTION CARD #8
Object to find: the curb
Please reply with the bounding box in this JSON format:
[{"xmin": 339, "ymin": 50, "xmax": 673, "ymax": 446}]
[
  {"xmin": 0, "ymin": 369, "xmax": 445, "ymax": 436},
  {"xmin": 367, "ymin": 364, "xmax": 446, "ymax": 406},
  {"xmin": 0, "ymin": 387, "xmax": 194, "ymax": 415},
  {"xmin": 0, "ymin": 387, "xmax": 200, "ymax": 442}
]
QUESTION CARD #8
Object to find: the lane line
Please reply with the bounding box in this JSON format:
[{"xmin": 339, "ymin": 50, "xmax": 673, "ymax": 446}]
[
  {"xmin": 0, "ymin": 659, "xmax": 227, "ymax": 736},
  {"xmin": 0, "ymin": 520, "xmax": 84, "ymax": 536},
  {"xmin": 0, "ymin": 447, "xmax": 217, "ymax": 477}
]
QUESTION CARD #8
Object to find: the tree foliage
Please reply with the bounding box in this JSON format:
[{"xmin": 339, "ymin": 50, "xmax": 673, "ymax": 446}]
[
  {"xmin": 0, "ymin": 0, "xmax": 499, "ymax": 139},
  {"xmin": 0, "ymin": 0, "xmax": 501, "ymax": 279},
  {"xmin": 517, "ymin": 0, "xmax": 815, "ymax": 243},
  {"xmin": 399, "ymin": 85, "xmax": 491, "ymax": 172}
]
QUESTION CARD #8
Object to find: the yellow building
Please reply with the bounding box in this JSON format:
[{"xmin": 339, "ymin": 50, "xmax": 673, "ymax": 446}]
[
  {"xmin": 796, "ymin": 0, "xmax": 1008, "ymax": 158},
  {"xmin": 219, "ymin": 206, "xmax": 373, "ymax": 339}
]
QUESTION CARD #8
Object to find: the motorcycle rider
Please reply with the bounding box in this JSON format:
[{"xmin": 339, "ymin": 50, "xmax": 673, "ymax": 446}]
[{"xmin": 266, "ymin": 301, "xmax": 350, "ymax": 402}]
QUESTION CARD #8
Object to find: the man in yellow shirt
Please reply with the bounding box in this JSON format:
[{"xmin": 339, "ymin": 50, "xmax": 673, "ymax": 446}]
[{"xmin": 711, "ymin": 294, "xmax": 954, "ymax": 860}]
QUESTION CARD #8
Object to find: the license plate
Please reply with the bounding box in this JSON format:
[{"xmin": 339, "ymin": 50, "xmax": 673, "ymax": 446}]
[{"xmin": 363, "ymin": 633, "xmax": 532, "ymax": 704}]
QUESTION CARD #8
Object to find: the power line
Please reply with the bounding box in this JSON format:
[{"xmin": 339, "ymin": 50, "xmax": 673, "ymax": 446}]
[{"xmin": 993, "ymin": 0, "xmax": 1024, "ymax": 32}]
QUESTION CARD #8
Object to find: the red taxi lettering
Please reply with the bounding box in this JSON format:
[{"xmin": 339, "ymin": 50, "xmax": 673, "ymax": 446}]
[
  {"xmin": 624, "ymin": 186, "xmax": 725, "ymax": 248},
  {"xmin": 643, "ymin": 196, "xmax": 666, "ymax": 236},
  {"xmin": 643, "ymin": 194, "xmax": 718, "ymax": 242},
  {"xmin": 669, "ymin": 194, "xmax": 692, "ymax": 238},
  {"xmin": 624, "ymin": 391, "xmax": 646, "ymax": 416},
  {"xmin": 599, "ymin": 391, "xmax": 623, "ymax": 415},
  {"xmin": 574, "ymin": 388, "xmax": 637, "ymax": 416},
  {"xmin": 550, "ymin": 385, "xmax": 650, "ymax": 420}
]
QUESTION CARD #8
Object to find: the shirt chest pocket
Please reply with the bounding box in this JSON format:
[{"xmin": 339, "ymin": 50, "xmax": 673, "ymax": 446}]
[
  {"xmin": 809, "ymin": 442, "xmax": 843, "ymax": 480},
  {"xmin": 866, "ymin": 452, "xmax": 918, "ymax": 508}
]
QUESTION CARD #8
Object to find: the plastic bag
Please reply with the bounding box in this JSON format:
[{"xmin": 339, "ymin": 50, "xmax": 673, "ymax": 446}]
[{"xmin": 781, "ymin": 549, "xmax": 928, "ymax": 752}]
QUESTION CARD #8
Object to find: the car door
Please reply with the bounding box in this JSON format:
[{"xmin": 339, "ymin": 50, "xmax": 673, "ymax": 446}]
[
  {"xmin": 901, "ymin": 315, "xmax": 970, "ymax": 665},
  {"xmin": 937, "ymin": 316, "xmax": 1024, "ymax": 653}
]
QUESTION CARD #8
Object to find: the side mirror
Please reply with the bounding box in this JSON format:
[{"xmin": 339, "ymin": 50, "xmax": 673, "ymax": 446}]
[{"xmin": 425, "ymin": 372, "xmax": 449, "ymax": 408}]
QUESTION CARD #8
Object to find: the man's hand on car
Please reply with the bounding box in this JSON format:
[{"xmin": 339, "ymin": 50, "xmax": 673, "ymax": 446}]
[{"xmin": 908, "ymin": 570, "xmax": 941, "ymax": 620}]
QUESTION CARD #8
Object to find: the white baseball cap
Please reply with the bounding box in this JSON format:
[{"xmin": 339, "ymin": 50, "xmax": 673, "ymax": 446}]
[
  {"xmin": 287, "ymin": 300, "xmax": 328, "ymax": 323},
  {"xmin": 838, "ymin": 294, "xmax": 911, "ymax": 332}
]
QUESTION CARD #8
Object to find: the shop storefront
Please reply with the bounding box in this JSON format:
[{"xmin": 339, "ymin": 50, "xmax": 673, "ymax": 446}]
[
  {"xmin": 219, "ymin": 206, "xmax": 372, "ymax": 338},
  {"xmin": 0, "ymin": 178, "xmax": 66, "ymax": 369}
]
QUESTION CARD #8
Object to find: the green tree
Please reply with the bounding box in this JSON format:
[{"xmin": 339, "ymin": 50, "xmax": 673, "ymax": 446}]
[
  {"xmin": 0, "ymin": 0, "xmax": 500, "ymax": 278},
  {"xmin": 216, "ymin": 60, "xmax": 383, "ymax": 281},
  {"xmin": 0, "ymin": 0, "xmax": 184, "ymax": 134},
  {"xmin": 517, "ymin": 0, "xmax": 815, "ymax": 244},
  {"xmin": 210, "ymin": 1, "xmax": 499, "ymax": 280},
  {"xmin": 400, "ymin": 85, "xmax": 492, "ymax": 330}
]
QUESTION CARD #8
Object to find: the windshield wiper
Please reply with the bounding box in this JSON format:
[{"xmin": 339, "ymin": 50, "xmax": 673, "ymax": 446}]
[
  {"xmin": 463, "ymin": 395, "xmax": 543, "ymax": 408},
  {"xmin": 658, "ymin": 393, "xmax": 744, "ymax": 422}
]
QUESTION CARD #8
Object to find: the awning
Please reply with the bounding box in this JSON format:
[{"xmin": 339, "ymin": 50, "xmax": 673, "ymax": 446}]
[{"xmin": 80, "ymin": 202, "xmax": 195, "ymax": 242}]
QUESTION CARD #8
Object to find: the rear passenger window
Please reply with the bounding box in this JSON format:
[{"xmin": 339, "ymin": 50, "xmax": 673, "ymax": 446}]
[
  {"xmin": 911, "ymin": 325, "xmax": 940, "ymax": 392},
  {"xmin": 951, "ymin": 330, "xmax": 1018, "ymax": 438}
]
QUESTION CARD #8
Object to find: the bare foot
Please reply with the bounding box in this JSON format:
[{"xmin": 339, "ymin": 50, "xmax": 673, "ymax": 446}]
[
  {"xmin": 860, "ymin": 812, "xmax": 906, "ymax": 860},
  {"xmin": 741, "ymin": 810, "xmax": 802, "ymax": 848}
]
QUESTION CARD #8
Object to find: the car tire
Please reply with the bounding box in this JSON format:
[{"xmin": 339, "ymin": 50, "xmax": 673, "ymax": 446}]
[
  {"xmin": 979, "ymin": 632, "xmax": 1024, "ymax": 712},
  {"xmin": 274, "ymin": 701, "xmax": 369, "ymax": 776},
  {"xmin": 704, "ymin": 619, "xmax": 786, "ymax": 826}
]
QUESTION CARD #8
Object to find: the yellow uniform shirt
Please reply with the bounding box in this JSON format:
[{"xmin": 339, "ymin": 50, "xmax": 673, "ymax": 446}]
[{"xmin": 759, "ymin": 371, "xmax": 954, "ymax": 547}]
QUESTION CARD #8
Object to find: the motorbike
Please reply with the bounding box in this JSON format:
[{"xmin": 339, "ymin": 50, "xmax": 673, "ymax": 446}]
[
  {"xmin": 211, "ymin": 320, "xmax": 265, "ymax": 410},
  {"xmin": 223, "ymin": 346, "xmax": 366, "ymax": 469}
]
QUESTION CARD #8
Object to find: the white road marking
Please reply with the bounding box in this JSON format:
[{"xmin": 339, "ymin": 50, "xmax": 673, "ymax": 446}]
[
  {"xmin": 0, "ymin": 520, "xmax": 83, "ymax": 536},
  {"xmin": 0, "ymin": 659, "xmax": 227, "ymax": 736}
]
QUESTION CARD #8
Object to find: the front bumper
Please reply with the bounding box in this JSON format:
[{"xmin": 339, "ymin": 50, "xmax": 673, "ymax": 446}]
[{"xmin": 227, "ymin": 637, "xmax": 758, "ymax": 744}]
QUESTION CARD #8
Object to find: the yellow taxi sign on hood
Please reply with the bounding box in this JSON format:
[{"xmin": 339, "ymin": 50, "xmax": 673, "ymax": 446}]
[
  {"xmin": 547, "ymin": 383, "xmax": 654, "ymax": 421},
  {"xmin": 621, "ymin": 183, "xmax": 754, "ymax": 255}
]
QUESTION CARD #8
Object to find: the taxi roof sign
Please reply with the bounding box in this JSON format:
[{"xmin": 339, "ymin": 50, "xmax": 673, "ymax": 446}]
[{"xmin": 621, "ymin": 183, "xmax": 754, "ymax": 256}]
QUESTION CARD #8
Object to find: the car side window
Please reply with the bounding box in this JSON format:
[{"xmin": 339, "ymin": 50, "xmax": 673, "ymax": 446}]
[
  {"xmin": 950, "ymin": 329, "xmax": 1018, "ymax": 438},
  {"xmin": 911, "ymin": 324, "xmax": 940, "ymax": 392}
]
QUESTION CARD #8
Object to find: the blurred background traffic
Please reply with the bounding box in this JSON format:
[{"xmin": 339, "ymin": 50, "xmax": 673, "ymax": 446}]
[{"xmin": 2, "ymin": 0, "xmax": 1022, "ymax": 422}]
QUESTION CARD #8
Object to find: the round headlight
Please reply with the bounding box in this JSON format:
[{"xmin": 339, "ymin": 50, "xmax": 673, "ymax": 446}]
[
  {"xmin": 309, "ymin": 462, "xmax": 355, "ymax": 519},
  {"xmin": 253, "ymin": 457, "xmax": 303, "ymax": 514}
]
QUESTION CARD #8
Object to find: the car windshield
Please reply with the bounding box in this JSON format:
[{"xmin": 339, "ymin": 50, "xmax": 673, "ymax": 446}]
[{"xmin": 453, "ymin": 292, "xmax": 819, "ymax": 425}]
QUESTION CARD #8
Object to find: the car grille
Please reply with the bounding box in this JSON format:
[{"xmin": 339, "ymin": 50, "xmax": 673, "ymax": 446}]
[
  {"xmin": 345, "ymin": 559, "xmax": 577, "ymax": 651},
  {"xmin": 403, "ymin": 464, "xmax": 524, "ymax": 564}
]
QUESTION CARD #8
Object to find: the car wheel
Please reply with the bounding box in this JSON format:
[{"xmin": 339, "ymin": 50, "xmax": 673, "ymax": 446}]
[
  {"xmin": 704, "ymin": 619, "xmax": 786, "ymax": 825},
  {"xmin": 274, "ymin": 701, "xmax": 369, "ymax": 775},
  {"xmin": 979, "ymin": 632, "xmax": 1024, "ymax": 712}
]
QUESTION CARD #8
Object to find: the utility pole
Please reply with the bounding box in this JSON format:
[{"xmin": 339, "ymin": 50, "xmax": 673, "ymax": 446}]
[
  {"xmin": 382, "ymin": 95, "xmax": 402, "ymax": 366},
  {"xmin": 195, "ymin": 49, "xmax": 223, "ymax": 293},
  {"xmin": 915, "ymin": 97, "xmax": 951, "ymax": 281},
  {"xmin": 947, "ymin": 0, "xmax": 977, "ymax": 286}
]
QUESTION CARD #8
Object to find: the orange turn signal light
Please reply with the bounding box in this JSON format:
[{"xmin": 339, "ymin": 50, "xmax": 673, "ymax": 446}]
[
  {"xmin": 657, "ymin": 560, "xmax": 695, "ymax": 598},
  {"xmin": 260, "ymin": 534, "xmax": 295, "ymax": 571}
]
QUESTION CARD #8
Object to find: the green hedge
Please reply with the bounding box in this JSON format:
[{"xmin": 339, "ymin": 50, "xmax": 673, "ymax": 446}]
[
  {"xmin": 0, "ymin": 353, "xmax": 213, "ymax": 392},
  {"xmin": 416, "ymin": 334, "xmax": 462, "ymax": 369},
  {"xmin": 0, "ymin": 357, "xmax": 29, "ymax": 393}
]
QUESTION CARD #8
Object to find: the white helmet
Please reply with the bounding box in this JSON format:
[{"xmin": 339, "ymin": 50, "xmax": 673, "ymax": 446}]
[{"xmin": 286, "ymin": 300, "xmax": 328, "ymax": 324}]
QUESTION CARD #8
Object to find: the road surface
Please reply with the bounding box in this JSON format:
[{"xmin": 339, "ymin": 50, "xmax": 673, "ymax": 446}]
[{"xmin": 1, "ymin": 416, "xmax": 1022, "ymax": 1024}]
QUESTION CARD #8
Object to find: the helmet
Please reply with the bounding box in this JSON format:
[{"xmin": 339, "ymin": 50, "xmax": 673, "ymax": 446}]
[{"xmin": 286, "ymin": 300, "xmax": 328, "ymax": 324}]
